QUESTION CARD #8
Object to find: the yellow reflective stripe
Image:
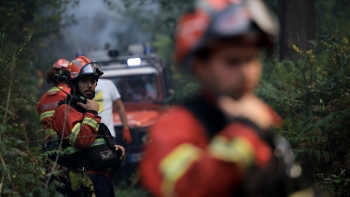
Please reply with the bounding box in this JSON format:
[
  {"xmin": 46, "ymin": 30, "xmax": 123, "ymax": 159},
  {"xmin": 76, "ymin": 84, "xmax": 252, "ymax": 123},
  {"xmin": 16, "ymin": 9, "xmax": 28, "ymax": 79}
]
[
  {"xmin": 209, "ymin": 136, "xmax": 255, "ymax": 170},
  {"xmin": 63, "ymin": 138, "xmax": 106, "ymax": 155},
  {"xmin": 40, "ymin": 110, "xmax": 55, "ymax": 121},
  {"xmin": 160, "ymin": 143, "xmax": 201, "ymax": 197},
  {"xmin": 63, "ymin": 146, "xmax": 79, "ymax": 155},
  {"xmin": 69, "ymin": 118, "xmax": 99, "ymax": 147},
  {"xmin": 82, "ymin": 117, "xmax": 99, "ymax": 131},
  {"xmin": 47, "ymin": 86, "xmax": 62, "ymax": 92},
  {"xmin": 70, "ymin": 123, "xmax": 81, "ymax": 145}
]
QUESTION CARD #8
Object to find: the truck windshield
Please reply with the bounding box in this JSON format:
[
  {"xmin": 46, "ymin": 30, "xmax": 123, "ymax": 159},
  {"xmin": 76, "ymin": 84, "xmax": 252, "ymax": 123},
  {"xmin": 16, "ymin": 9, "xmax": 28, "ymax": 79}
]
[{"xmin": 106, "ymin": 74, "xmax": 158, "ymax": 102}]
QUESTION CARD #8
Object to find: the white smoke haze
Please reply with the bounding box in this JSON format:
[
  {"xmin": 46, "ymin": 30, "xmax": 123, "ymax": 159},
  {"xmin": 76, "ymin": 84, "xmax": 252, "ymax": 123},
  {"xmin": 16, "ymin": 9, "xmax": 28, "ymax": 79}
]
[
  {"xmin": 44, "ymin": 0, "xmax": 159, "ymax": 61},
  {"xmin": 62, "ymin": 0, "xmax": 120, "ymax": 59}
]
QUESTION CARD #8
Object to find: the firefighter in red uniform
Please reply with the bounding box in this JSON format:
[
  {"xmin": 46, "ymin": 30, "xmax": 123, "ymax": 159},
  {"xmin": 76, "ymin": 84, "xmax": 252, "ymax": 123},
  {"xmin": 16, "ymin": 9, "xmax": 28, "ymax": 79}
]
[
  {"xmin": 140, "ymin": 0, "xmax": 325, "ymax": 197},
  {"xmin": 37, "ymin": 58, "xmax": 70, "ymax": 130},
  {"xmin": 52, "ymin": 56, "xmax": 125, "ymax": 197},
  {"xmin": 36, "ymin": 58, "xmax": 71, "ymax": 196}
]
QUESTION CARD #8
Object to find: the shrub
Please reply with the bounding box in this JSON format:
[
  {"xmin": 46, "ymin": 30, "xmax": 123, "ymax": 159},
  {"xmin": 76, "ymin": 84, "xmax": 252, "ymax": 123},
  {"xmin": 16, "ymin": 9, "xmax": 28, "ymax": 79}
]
[{"xmin": 257, "ymin": 34, "xmax": 350, "ymax": 196}]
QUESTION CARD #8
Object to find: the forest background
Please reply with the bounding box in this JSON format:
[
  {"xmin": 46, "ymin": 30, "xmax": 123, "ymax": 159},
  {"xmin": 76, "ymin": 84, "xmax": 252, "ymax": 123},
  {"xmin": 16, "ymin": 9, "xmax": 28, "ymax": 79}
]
[{"xmin": 0, "ymin": 0, "xmax": 350, "ymax": 196}]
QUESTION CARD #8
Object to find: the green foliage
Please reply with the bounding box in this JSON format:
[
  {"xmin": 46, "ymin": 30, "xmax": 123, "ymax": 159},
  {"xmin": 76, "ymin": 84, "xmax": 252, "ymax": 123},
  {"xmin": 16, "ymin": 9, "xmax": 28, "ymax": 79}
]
[
  {"xmin": 0, "ymin": 0, "xmax": 78, "ymax": 196},
  {"xmin": 0, "ymin": 37, "xmax": 65, "ymax": 195},
  {"xmin": 315, "ymin": 0, "xmax": 350, "ymax": 37},
  {"xmin": 114, "ymin": 181, "xmax": 151, "ymax": 197},
  {"xmin": 0, "ymin": 0, "xmax": 78, "ymax": 140},
  {"xmin": 114, "ymin": 188, "xmax": 150, "ymax": 197},
  {"xmin": 318, "ymin": 169, "xmax": 350, "ymax": 196},
  {"xmin": 256, "ymin": 32, "xmax": 350, "ymax": 196},
  {"xmin": 0, "ymin": 124, "xmax": 63, "ymax": 197}
]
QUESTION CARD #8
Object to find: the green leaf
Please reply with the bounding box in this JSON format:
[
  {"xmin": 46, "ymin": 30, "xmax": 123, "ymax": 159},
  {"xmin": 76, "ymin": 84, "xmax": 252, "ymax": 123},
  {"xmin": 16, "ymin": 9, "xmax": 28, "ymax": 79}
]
[
  {"xmin": 309, "ymin": 40, "xmax": 317, "ymax": 46},
  {"xmin": 15, "ymin": 139, "xmax": 24, "ymax": 144}
]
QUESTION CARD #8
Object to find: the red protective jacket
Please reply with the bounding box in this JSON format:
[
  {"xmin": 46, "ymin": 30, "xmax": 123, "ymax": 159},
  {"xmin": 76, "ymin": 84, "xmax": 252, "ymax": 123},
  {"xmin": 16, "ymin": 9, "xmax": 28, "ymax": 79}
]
[
  {"xmin": 36, "ymin": 84, "xmax": 70, "ymax": 129},
  {"xmin": 52, "ymin": 96, "xmax": 101, "ymax": 149},
  {"xmin": 140, "ymin": 95, "xmax": 282, "ymax": 197}
]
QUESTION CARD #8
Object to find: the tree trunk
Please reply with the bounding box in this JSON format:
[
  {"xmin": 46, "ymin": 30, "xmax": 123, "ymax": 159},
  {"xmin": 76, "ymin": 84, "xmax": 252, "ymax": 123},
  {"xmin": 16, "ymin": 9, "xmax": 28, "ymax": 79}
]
[{"xmin": 278, "ymin": 0, "xmax": 316, "ymax": 60}]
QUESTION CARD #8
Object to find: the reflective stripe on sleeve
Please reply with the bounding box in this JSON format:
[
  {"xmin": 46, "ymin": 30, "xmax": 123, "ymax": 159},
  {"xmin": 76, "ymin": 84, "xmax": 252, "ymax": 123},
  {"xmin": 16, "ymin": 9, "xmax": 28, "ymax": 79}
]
[
  {"xmin": 69, "ymin": 123, "xmax": 81, "ymax": 145},
  {"xmin": 209, "ymin": 135, "xmax": 255, "ymax": 170},
  {"xmin": 159, "ymin": 143, "xmax": 202, "ymax": 197},
  {"xmin": 47, "ymin": 86, "xmax": 62, "ymax": 92},
  {"xmin": 82, "ymin": 117, "xmax": 99, "ymax": 131},
  {"xmin": 39, "ymin": 110, "xmax": 55, "ymax": 121},
  {"xmin": 64, "ymin": 138, "xmax": 106, "ymax": 155}
]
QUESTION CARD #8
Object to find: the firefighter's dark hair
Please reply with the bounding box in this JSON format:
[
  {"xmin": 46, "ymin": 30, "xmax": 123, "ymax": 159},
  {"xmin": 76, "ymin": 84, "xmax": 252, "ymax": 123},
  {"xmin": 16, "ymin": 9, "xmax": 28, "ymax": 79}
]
[{"xmin": 46, "ymin": 68, "xmax": 60, "ymax": 86}]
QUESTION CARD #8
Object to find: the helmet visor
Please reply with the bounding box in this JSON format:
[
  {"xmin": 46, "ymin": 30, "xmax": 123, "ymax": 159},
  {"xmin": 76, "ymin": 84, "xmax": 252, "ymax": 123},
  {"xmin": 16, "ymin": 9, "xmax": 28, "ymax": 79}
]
[
  {"xmin": 80, "ymin": 62, "xmax": 104, "ymax": 76},
  {"xmin": 211, "ymin": 0, "xmax": 278, "ymax": 39}
]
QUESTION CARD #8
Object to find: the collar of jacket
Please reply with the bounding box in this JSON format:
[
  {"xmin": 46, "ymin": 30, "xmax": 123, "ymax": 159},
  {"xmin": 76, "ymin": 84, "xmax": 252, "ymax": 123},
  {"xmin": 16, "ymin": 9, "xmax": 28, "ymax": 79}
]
[{"xmin": 57, "ymin": 94, "xmax": 86, "ymax": 113}]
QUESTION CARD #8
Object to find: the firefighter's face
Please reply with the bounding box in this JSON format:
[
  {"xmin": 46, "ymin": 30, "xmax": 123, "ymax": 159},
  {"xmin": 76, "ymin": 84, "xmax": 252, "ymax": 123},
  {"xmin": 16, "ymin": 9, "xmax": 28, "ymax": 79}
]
[
  {"xmin": 78, "ymin": 76, "xmax": 97, "ymax": 99},
  {"xmin": 194, "ymin": 44, "xmax": 261, "ymax": 99}
]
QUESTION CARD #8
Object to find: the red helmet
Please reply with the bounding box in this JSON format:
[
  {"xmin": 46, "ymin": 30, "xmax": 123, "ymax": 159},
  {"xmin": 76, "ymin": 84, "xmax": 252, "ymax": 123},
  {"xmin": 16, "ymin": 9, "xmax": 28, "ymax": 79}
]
[
  {"xmin": 174, "ymin": 0, "xmax": 279, "ymax": 66},
  {"xmin": 67, "ymin": 56, "xmax": 104, "ymax": 80},
  {"xmin": 52, "ymin": 58, "xmax": 70, "ymax": 70}
]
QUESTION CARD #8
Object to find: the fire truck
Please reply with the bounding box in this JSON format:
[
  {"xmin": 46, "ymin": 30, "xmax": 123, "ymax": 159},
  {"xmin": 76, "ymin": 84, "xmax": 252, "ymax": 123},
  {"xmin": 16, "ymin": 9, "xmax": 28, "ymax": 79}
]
[{"xmin": 86, "ymin": 45, "xmax": 171, "ymax": 166}]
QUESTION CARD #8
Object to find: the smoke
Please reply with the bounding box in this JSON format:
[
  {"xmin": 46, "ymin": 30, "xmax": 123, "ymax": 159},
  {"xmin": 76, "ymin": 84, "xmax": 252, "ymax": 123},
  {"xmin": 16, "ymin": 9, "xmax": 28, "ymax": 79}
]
[
  {"xmin": 60, "ymin": 0, "xmax": 119, "ymax": 59},
  {"xmin": 47, "ymin": 0, "xmax": 159, "ymax": 61}
]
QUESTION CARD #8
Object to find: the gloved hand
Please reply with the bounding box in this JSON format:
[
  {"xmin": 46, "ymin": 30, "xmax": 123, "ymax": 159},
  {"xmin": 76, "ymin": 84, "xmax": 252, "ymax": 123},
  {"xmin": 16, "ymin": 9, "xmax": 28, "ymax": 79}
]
[
  {"xmin": 122, "ymin": 128, "xmax": 132, "ymax": 144},
  {"xmin": 115, "ymin": 145, "xmax": 126, "ymax": 161},
  {"xmin": 78, "ymin": 99, "xmax": 99, "ymax": 112},
  {"xmin": 217, "ymin": 94, "xmax": 273, "ymax": 130}
]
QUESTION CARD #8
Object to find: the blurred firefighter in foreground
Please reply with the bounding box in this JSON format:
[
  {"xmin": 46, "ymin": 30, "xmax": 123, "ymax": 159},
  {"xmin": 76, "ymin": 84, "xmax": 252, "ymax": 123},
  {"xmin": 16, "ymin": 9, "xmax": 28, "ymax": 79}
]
[
  {"xmin": 140, "ymin": 0, "xmax": 325, "ymax": 197},
  {"xmin": 52, "ymin": 56, "xmax": 126, "ymax": 197},
  {"xmin": 36, "ymin": 58, "xmax": 71, "ymax": 196}
]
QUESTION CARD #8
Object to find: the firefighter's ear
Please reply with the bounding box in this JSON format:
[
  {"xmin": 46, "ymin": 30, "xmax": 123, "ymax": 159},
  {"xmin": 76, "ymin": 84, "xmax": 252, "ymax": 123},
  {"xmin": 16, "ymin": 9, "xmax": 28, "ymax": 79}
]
[{"xmin": 54, "ymin": 70, "xmax": 70, "ymax": 83}]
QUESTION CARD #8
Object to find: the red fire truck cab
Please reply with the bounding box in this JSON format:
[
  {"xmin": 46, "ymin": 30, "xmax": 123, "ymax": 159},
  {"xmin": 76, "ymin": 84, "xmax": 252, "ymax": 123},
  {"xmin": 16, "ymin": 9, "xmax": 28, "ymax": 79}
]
[{"xmin": 87, "ymin": 48, "xmax": 171, "ymax": 165}]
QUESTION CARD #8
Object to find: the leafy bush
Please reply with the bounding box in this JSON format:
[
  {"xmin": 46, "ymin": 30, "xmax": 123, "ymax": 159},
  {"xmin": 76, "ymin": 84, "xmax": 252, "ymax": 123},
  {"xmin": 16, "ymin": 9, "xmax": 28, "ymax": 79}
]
[
  {"xmin": 0, "ymin": 124, "xmax": 62, "ymax": 197},
  {"xmin": 114, "ymin": 182, "xmax": 151, "ymax": 197},
  {"xmin": 0, "ymin": 1, "xmax": 78, "ymax": 196},
  {"xmin": 0, "ymin": 35, "xmax": 64, "ymax": 196},
  {"xmin": 257, "ymin": 34, "xmax": 350, "ymax": 196}
]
